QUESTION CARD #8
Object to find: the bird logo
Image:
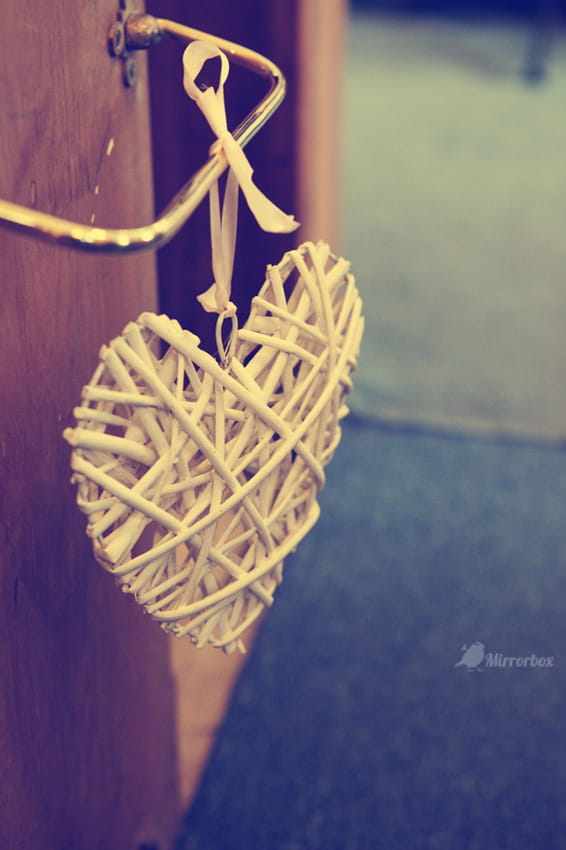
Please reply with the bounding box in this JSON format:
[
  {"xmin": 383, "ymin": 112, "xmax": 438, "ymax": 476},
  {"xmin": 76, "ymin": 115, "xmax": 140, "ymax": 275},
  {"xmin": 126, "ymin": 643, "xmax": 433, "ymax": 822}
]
[{"xmin": 455, "ymin": 642, "xmax": 485, "ymax": 671}]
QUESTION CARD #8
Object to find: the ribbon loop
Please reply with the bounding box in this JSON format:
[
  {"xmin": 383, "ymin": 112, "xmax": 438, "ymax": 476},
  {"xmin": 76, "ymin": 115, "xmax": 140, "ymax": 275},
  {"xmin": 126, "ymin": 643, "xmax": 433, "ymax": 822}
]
[{"xmin": 182, "ymin": 40, "xmax": 300, "ymax": 320}]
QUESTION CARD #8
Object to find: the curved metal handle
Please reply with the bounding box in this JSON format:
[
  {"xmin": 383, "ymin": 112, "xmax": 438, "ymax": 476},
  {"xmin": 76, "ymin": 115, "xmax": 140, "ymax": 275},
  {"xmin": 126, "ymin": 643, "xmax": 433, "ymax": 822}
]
[{"xmin": 0, "ymin": 16, "xmax": 286, "ymax": 253}]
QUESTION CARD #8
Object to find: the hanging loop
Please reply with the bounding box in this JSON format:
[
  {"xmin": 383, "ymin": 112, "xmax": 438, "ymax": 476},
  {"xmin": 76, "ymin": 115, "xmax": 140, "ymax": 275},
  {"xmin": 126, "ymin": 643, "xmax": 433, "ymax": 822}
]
[
  {"xmin": 215, "ymin": 307, "xmax": 239, "ymax": 369},
  {"xmin": 182, "ymin": 40, "xmax": 299, "ymax": 317}
]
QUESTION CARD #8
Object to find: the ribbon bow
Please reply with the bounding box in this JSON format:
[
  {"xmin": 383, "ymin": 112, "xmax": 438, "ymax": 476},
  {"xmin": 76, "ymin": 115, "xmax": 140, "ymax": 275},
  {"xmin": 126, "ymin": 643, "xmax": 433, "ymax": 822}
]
[{"xmin": 183, "ymin": 40, "xmax": 300, "ymax": 316}]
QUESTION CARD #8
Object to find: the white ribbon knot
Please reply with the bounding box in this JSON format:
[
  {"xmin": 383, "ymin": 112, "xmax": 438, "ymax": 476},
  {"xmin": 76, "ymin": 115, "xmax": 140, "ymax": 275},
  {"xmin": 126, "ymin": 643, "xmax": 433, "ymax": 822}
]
[{"xmin": 183, "ymin": 40, "xmax": 300, "ymax": 316}]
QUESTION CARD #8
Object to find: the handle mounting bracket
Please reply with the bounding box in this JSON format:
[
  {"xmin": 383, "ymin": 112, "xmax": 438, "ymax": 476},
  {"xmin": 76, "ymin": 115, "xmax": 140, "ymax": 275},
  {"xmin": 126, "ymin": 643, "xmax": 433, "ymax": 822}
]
[{"xmin": 108, "ymin": 5, "xmax": 165, "ymax": 87}]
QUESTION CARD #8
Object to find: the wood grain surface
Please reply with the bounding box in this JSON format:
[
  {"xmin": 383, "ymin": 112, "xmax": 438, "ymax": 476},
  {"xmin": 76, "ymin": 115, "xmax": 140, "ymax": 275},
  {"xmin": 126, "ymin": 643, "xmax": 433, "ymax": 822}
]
[{"xmin": 0, "ymin": 2, "xmax": 178, "ymax": 848}]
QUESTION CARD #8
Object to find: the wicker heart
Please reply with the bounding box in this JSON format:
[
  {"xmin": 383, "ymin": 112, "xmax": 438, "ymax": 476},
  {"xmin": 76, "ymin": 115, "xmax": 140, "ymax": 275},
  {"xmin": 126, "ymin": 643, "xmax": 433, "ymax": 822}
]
[{"xmin": 64, "ymin": 242, "xmax": 363, "ymax": 652}]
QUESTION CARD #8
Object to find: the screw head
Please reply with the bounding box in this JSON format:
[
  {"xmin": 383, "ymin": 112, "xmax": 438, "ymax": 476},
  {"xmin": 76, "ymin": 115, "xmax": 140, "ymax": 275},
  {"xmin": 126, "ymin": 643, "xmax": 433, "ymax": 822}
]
[
  {"xmin": 108, "ymin": 21, "xmax": 125, "ymax": 57},
  {"xmin": 123, "ymin": 56, "xmax": 137, "ymax": 88}
]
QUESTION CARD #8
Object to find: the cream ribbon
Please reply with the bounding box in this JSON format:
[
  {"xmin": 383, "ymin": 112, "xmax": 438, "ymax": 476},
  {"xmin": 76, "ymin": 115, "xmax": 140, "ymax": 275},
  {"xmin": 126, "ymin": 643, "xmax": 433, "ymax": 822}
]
[{"xmin": 183, "ymin": 40, "xmax": 300, "ymax": 321}]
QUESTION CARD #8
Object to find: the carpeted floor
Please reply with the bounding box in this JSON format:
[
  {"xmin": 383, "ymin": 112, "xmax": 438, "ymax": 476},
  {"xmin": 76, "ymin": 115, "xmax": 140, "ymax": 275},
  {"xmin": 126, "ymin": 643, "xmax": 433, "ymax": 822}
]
[
  {"xmin": 176, "ymin": 12, "xmax": 566, "ymax": 850},
  {"xmin": 178, "ymin": 424, "xmax": 566, "ymax": 850}
]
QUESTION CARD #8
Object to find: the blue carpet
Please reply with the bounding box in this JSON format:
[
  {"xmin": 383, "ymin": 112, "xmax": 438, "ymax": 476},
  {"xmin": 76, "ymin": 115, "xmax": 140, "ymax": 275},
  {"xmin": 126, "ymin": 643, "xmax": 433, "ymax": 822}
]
[{"xmin": 177, "ymin": 422, "xmax": 566, "ymax": 850}]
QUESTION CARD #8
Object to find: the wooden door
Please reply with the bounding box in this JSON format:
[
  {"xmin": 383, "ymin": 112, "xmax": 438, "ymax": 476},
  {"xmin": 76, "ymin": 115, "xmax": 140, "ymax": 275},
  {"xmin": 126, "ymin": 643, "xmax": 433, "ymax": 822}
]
[{"xmin": 0, "ymin": 2, "xmax": 178, "ymax": 848}]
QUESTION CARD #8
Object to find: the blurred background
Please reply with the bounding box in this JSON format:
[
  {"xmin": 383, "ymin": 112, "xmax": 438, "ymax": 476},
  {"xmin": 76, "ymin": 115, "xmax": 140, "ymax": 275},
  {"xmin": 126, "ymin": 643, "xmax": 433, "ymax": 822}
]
[
  {"xmin": 178, "ymin": 2, "xmax": 566, "ymax": 849},
  {"xmin": 345, "ymin": 0, "xmax": 566, "ymax": 442}
]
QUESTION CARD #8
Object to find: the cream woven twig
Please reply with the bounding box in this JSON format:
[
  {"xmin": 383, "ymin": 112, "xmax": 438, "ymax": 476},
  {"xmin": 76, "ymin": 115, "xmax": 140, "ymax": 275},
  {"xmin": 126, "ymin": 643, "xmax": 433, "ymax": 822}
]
[{"xmin": 64, "ymin": 241, "xmax": 364, "ymax": 653}]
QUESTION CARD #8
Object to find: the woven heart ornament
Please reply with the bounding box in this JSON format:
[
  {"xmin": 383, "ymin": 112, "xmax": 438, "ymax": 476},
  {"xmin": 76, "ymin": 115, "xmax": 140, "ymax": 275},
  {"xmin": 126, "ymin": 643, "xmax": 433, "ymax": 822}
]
[{"xmin": 64, "ymin": 242, "xmax": 363, "ymax": 653}]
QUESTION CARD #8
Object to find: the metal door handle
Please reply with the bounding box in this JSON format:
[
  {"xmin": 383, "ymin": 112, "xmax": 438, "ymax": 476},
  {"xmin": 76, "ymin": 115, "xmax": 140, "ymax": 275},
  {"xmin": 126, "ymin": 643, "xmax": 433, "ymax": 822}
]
[{"xmin": 0, "ymin": 15, "xmax": 287, "ymax": 254}]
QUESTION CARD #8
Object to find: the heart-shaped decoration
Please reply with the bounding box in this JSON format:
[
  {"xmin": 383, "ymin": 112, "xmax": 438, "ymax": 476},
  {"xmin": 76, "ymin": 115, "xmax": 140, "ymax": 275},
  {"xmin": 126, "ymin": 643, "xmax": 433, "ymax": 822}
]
[{"xmin": 64, "ymin": 242, "xmax": 363, "ymax": 653}]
